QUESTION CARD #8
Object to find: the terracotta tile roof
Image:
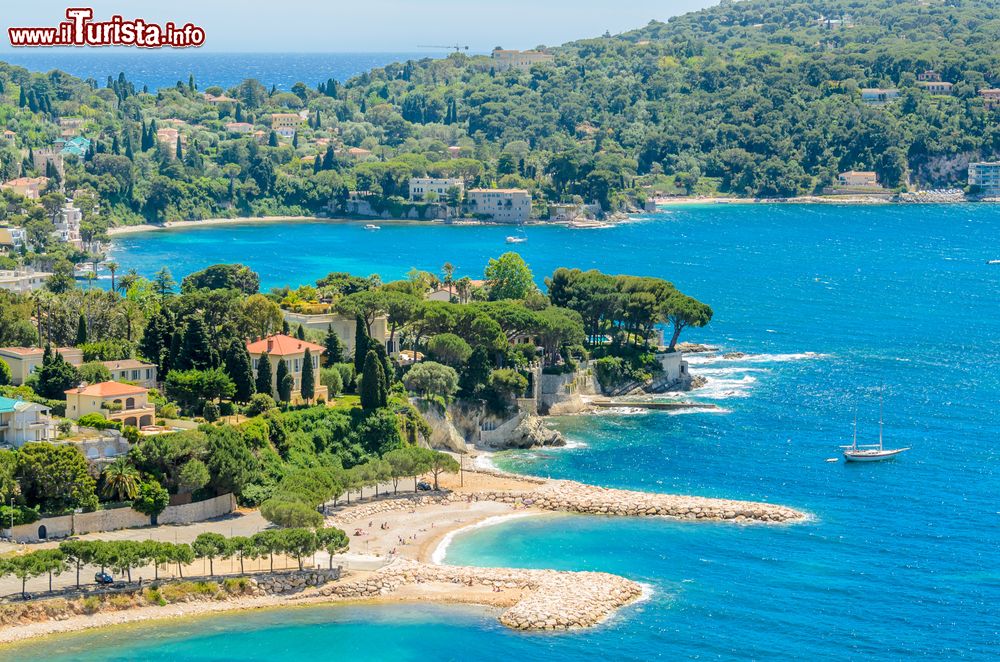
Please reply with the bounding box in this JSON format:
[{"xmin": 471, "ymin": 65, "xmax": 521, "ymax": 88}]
[
  {"xmin": 246, "ymin": 334, "xmax": 325, "ymax": 356},
  {"xmin": 65, "ymin": 381, "xmax": 148, "ymax": 397}
]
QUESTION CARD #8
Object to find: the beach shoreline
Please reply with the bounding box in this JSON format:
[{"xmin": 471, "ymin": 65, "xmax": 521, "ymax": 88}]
[{"xmin": 0, "ymin": 467, "xmax": 807, "ymax": 645}]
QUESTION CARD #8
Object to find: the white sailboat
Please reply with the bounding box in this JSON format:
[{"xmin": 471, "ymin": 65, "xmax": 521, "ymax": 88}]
[{"xmin": 842, "ymin": 400, "xmax": 910, "ymax": 462}]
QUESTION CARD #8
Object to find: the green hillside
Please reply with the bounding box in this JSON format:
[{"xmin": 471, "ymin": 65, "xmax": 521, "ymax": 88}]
[{"xmin": 1, "ymin": 0, "xmax": 1000, "ymax": 238}]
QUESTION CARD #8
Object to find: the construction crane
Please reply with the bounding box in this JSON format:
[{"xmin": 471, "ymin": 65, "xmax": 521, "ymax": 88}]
[{"xmin": 417, "ymin": 44, "xmax": 470, "ymax": 53}]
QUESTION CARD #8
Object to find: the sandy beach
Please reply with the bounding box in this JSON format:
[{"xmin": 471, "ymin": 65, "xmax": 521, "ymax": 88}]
[
  {"xmin": 105, "ymin": 215, "xmax": 320, "ymax": 236},
  {"xmin": 0, "ymin": 466, "xmax": 806, "ymax": 644}
]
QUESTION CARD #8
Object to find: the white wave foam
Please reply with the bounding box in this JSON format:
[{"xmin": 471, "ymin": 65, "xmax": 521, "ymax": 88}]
[
  {"xmin": 473, "ymin": 454, "xmax": 498, "ymax": 471},
  {"xmin": 728, "ymin": 352, "xmax": 831, "ymax": 364},
  {"xmin": 665, "ymin": 407, "xmax": 731, "ymax": 415},
  {"xmin": 560, "ymin": 438, "xmax": 589, "ymax": 449},
  {"xmin": 694, "ymin": 375, "xmax": 757, "ymax": 399},
  {"xmin": 430, "ymin": 512, "xmax": 542, "ymax": 565},
  {"xmin": 636, "ymin": 582, "xmax": 655, "ymax": 603}
]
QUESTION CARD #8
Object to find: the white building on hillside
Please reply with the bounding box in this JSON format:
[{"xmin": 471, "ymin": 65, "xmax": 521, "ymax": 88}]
[
  {"xmin": 408, "ymin": 178, "xmax": 464, "ymax": 202},
  {"xmin": 467, "ymin": 188, "xmax": 532, "ymax": 223}
]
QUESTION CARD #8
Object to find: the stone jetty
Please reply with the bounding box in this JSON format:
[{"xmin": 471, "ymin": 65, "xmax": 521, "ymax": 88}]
[
  {"xmin": 312, "ymin": 559, "xmax": 643, "ymax": 631},
  {"xmin": 329, "ymin": 475, "xmax": 806, "ymax": 525}
]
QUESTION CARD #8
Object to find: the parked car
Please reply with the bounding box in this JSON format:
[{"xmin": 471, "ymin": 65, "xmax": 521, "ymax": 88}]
[
  {"xmin": 416, "ymin": 481, "xmax": 433, "ymax": 491},
  {"xmin": 94, "ymin": 572, "xmax": 114, "ymax": 584}
]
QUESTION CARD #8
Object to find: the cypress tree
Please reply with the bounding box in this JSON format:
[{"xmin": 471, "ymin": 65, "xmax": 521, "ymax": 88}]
[
  {"xmin": 164, "ymin": 330, "xmax": 182, "ymax": 373},
  {"xmin": 255, "ymin": 351, "xmax": 272, "ymax": 396},
  {"xmin": 75, "ymin": 314, "xmax": 87, "ymax": 346},
  {"xmin": 275, "ymin": 358, "xmax": 291, "ymax": 402},
  {"xmin": 292, "ymin": 132, "xmax": 299, "ymax": 148},
  {"xmin": 296, "ymin": 324, "xmax": 305, "ymax": 340},
  {"xmin": 176, "ymin": 136, "xmax": 183, "ymax": 160},
  {"xmin": 313, "ymin": 154, "xmax": 321, "ymax": 174},
  {"xmin": 282, "ymin": 319, "xmax": 290, "ymax": 335},
  {"xmin": 353, "ymin": 314, "xmax": 370, "ymax": 375},
  {"xmin": 324, "ymin": 325, "xmax": 344, "ymax": 365},
  {"xmin": 268, "ymin": 131, "xmax": 278, "ymax": 147},
  {"xmin": 300, "ymin": 348, "xmax": 315, "ymax": 402},
  {"xmin": 178, "ymin": 317, "xmax": 213, "ymax": 370},
  {"xmin": 225, "ymin": 340, "xmax": 256, "ymax": 403},
  {"xmin": 360, "ymin": 350, "xmax": 385, "ymax": 410}
]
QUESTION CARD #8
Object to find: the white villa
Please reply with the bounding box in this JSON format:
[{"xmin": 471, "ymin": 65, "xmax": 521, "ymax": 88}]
[
  {"xmin": 408, "ymin": 178, "xmax": 464, "ymax": 202},
  {"xmin": 0, "ymin": 396, "xmax": 53, "ymax": 447},
  {"xmin": 467, "ymin": 188, "xmax": 532, "ymax": 223}
]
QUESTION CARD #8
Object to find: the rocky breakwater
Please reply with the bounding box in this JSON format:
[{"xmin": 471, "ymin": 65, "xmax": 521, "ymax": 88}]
[
  {"xmin": 485, "ymin": 479, "xmax": 807, "ymax": 523},
  {"xmin": 253, "ymin": 569, "xmax": 341, "ymax": 594},
  {"xmin": 314, "ymin": 559, "xmax": 642, "ymax": 631}
]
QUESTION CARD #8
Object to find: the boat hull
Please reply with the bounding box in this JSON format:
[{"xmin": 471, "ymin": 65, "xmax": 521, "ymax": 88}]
[{"xmin": 843, "ymin": 448, "xmax": 910, "ymax": 462}]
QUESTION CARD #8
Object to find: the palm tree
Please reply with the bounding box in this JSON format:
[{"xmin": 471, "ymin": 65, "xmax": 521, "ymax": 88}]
[
  {"xmin": 102, "ymin": 457, "xmax": 140, "ymax": 501},
  {"xmin": 456, "ymin": 276, "xmax": 472, "ymax": 304},
  {"xmin": 117, "ymin": 268, "xmax": 139, "ymax": 294},
  {"xmin": 106, "ymin": 261, "xmax": 119, "ymax": 293},
  {"xmin": 442, "ymin": 262, "xmax": 455, "ymax": 299}
]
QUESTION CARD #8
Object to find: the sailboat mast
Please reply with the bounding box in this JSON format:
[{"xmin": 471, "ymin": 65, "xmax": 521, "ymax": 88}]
[{"xmin": 878, "ymin": 395, "xmax": 884, "ymax": 451}]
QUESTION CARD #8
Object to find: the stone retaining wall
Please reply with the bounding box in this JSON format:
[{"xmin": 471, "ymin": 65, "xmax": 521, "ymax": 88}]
[
  {"xmin": 252, "ymin": 569, "xmax": 340, "ymax": 594},
  {"xmin": 313, "ymin": 559, "xmax": 642, "ymax": 630}
]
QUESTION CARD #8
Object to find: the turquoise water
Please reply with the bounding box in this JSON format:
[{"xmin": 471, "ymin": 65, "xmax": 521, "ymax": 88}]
[{"xmin": 53, "ymin": 204, "xmax": 1000, "ymax": 659}]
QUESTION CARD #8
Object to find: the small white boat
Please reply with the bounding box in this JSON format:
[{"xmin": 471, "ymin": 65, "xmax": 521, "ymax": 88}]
[
  {"xmin": 364, "ymin": 224, "xmax": 381, "ymax": 231},
  {"xmin": 988, "ymin": 259, "xmax": 1000, "ymax": 265},
  {"xmin": 505, "ymin": 235, "xmax": 527, "ymax": 244},
  {"xmin": 841, "ymin": 400, "xmax": 910, "ymax": 463}
]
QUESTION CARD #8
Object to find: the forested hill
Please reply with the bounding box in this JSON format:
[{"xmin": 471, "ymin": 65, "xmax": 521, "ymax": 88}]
[
  {"xmin": 3, "ymin": 0, "xmax": 1000, "ymax": 232},
  {"xmin": 344, "ymin": 0, "xmax": 1000, "ymax": 197}
]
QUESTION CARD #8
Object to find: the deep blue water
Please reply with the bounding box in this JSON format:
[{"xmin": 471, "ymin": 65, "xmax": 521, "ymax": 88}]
[
  {"xmin": 14, "ymin": 204, "xmax": 999, "ymax": 659},
  {"xmin": 0, "ymin": 52, "xmax": 431, "ymax": 91}
]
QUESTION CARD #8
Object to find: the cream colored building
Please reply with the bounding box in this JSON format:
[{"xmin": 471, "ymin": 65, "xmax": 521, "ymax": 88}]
[
  {"xmin": 225, "ymin": 122, "xmax": 254, "ymax": 134},
  {"xmin": 917, "ymin": 81, "xmax": 953, "ymax": 95},
  {"xmin": 246, "ymin": 334, "xmax": 329, "ymax": 403},
  {"xmin": 64, "ymin": 381, "xmax": 156, "ymax": 428},
  {"xmin": 408, "ymin": 178, "xmax": 464, "ymax": 201},
  {"xmin": 0, "ymin": 177, "xmax": 49, "ymax": 200},
  {"xmin": 837, "ymin": 171, "xmax": 879, "ymax": 188},
  {"xmin": 492, "ymin": 49, "xmax": 554, "ymax": 72},
  {"xmin": 979, "ymin": 88, "xmax": 1000, "ymax": 110},
  {"xmin": 282, "ymin": 311, "xmax": 392, "ymax": 354},
  {"xmin": 271, "ymin": 113, "xmax": 303, "ymax": 131},
  {"xmin": 467, "ymin": 188, "xmax": 532, "ymax": 223},
  {"xmin": 101, "ymin": 359, "xmax": 158, "ymax": 389},
  {"xmin": 54, "ymin": 202, "xmax": 83, "ymax": 249},
  {"xmin": 0, "ymin": 347, "xmax": 83, "ymax": 385}
]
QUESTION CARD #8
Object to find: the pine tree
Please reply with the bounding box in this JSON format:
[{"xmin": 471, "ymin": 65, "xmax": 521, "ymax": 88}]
[
  {"xmin": 296, "ymin": 324, "xmax": 305, "ymax": 340},
  {"xmin": 225, "ymin": 340, "xmax": 256, "ymax": 403},
  {"xmin": 300, "ymin": 348, "xmax": 315, "ymax": 402},
  {"xmin": 360, "ymin": 350, "xmax": 385, "ymax": 410},
  {"xmin": 324, "ymin": 325, "xmax": 344, "ymax": 365},
  {"xmin": 353, "ymin": 314, "xmax": 370, "ymax": 376},
  {"xmin": 255, "ymin": 351, "xmax": 273, "ymax": 396},
  {"xmin": 75, "ymin": 314, "xmax": 87, "ymax": 346},
  {"xmin": 275, "ymin": 358, "xmax": 291, "ymax": 402}
]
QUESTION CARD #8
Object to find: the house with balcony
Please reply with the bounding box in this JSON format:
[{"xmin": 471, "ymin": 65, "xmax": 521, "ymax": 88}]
[
  {"xmin": 1, "ymin": 176, "xmax": 49, "ymax": 200},
  {"xmin": 491, "ymin": 49, "xmax": 555, "ymax": 72},
  {"xmin": 64, "ymin": 381, "xmax": 156, "ymax": 428},
  {"xmin": 246, "ymin": 334, "xmax": 329, "ymax": 403},
  {"xmin": 0, "ymin": 397, "xmax": 53, "ymax": 447},
  {"xmin": 979, "ymin": 88, "xmax": 1000, "ymax": 110},
  {"xmin": 408, "ymin": 177, "xmax": 464, "ymax": 202}
]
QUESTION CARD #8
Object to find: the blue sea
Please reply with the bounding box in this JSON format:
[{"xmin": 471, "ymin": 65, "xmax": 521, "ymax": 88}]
[
  {"xmin": 0, "ymin": 52, "xmax": 434, "ymax": 91},
  {"xmin": 11, "ymin": 204, "xmax": 1000, "ymax": 660}
]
